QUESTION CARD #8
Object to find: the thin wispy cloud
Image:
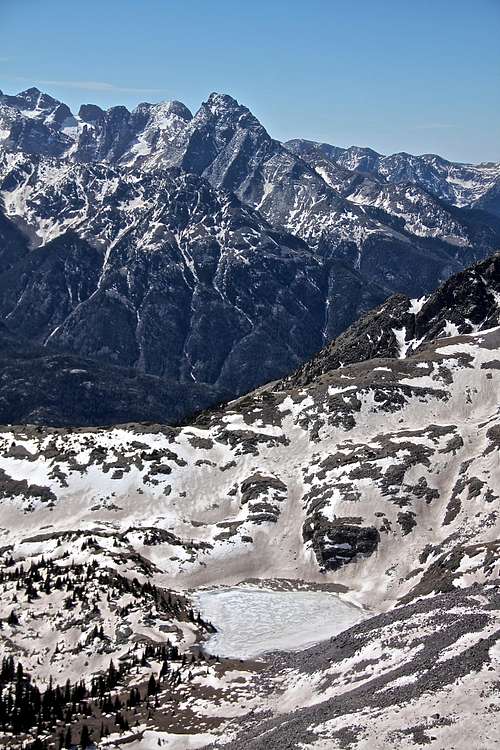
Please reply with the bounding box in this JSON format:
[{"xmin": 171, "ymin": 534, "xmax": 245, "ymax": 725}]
[
  {"xmin": 13, "ymin": 76, "xmax": 165, "ymax": 94},
  {"xmin": 412, "ymin": 123, "xmax": 457, "ymax": 130}
]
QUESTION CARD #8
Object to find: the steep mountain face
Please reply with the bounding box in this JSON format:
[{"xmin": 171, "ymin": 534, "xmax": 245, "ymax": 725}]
[
  {"xmin": 0, "ymin": 321, "xmax": 224, "ymax": 426},
  {"xmin": 0, "ymin": 154, "xmax": 386, "ymax": 399},
  {"xmin": 0, "ymin": 87, "xmax": 73, "ymax": 157},
  {"xmin": 75, "ymin": 99, "xmax": 193, "ymax": 165},
  {"xmin": 2, "ymin": 89, "xmax": 499, "ymax": 301},
  {"xmin": 286, "ymin": 137, "xmax": 500, "ymax": 260},
  {"xmin": 287, "ymin": 137, "xmax": 500, "ymax": 215},
  {"xmin": 475, "ymin": 179, "xmax": 500, "ymax": 217},
  {"xmin": 0, "ymin": 205, "xmax": 29, "ymax": 272},
  {"xmin": 282, "ymin": 252, "xmax": 500, "ymax": 387},
  {"xmin": 0, "ymin": 87, "xmax": 193, "ymax": 165},
  {"xmin": 376, "ymin": 152, "xmax": 500, "ymax": 213},
  {"xmin": 107, "ymin": 93, "xmax": 500, "ymax": 294}
]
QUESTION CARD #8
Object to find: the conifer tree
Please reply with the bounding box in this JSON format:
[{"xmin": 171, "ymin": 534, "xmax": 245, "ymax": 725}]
[{"xmin": 79, "ymin": 724, "xmax": 90, "ymax": 748}]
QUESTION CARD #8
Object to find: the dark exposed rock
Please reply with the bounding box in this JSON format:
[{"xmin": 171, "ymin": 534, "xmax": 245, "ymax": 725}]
[
  {"xmin": 303, "ymin": 516, "xmax": 380, "ymax": 570},
  {"xmin": 240, "ymin": 473, "xmax": 287, "ymax": 504},
  {"xmin": 397, "ymin": 511, "xmax": 417, "ymax": 535},
  {"xmin": 239, "ymin": 473, "xmax": 287, "ymax": 524},
  {"xmin": 78, "ymin": 103, "xmax": 105, "ymax": 123},
  {"xmin": 0, "ymin": 467, "xmax": 56, "ymax": 506}
]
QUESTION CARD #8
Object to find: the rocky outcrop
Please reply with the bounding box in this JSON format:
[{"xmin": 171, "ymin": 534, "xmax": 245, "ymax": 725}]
[{"xmin": 303, "ymin": 516, "xmax": 380, "ymax": 570}]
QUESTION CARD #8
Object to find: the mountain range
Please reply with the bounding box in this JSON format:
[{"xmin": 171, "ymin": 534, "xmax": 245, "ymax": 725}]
[{"xmin": 1, "ymin": 87, "xmax": 499, "ymax": 425}]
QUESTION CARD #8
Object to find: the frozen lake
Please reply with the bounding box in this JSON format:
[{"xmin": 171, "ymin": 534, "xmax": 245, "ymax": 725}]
[{"xmin": 194, "ymin": 586, "xmax": 365, "ymax": 659}]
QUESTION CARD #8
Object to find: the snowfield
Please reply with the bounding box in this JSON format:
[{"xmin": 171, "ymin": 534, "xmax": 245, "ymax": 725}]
[
  {"xmin": 0, "ymin": 324, "xmax": 498, "ymax": 749},
  {"xmin": 0, "ymin": 327, "xmax": 498, "ymax": 604}
]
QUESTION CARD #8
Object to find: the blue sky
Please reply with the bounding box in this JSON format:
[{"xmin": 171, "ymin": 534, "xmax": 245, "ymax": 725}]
[{"xmin": 1, "ymin": 0, "xmax": 499, "ymax": 162}]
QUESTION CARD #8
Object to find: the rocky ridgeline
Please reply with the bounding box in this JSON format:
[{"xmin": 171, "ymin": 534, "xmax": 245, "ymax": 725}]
[
  {"xmin": 281, "ymin": 252, "xmax": 500, "ymax": 387},
  {"xmin": 286, "ymin": 137, "xmax": 500, "ymax": 214}
]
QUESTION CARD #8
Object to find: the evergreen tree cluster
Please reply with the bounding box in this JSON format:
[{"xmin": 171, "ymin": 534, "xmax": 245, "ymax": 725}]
[
  {"xmin": 1, "ymin": 639, "xmax": 204, "ymax": 748},
  {"xmin": 1, "ymin": 656, "xmax": 92, "ymax": 738},
  {"xmin": 0, "ymin": 654, "xmax": 142, "ymax": 748},
  {"xmin": 0, "ymin": 551, "xmax": 215, "ymax": 748},
  {"xmin": 0, "ymin": 554, "xmax": 214, "ymax": 633}
]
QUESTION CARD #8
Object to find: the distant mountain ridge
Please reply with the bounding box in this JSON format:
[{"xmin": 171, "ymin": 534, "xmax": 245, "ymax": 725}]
[
  {"xmin": 2, "ymin": 87, "xmax": 499, "ymax": 212},
  {"xmin": 285, "ymin": 137, "xmax": 500, "ymax": 214}
]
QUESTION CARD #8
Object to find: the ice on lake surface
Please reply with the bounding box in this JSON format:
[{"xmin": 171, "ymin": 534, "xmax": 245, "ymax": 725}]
[{"xmin": 194, "ymin": 586, "xmax": 365, "ymax": 659}]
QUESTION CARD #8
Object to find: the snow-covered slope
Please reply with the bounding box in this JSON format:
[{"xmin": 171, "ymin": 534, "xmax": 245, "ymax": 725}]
[
  {"xmin": 1, "ymin": 327, "xmax": 499, "ymax": 748},
  {"xmin": 218, "ymin": 583, "xmax": 500, "ymax": 749},
  {"xmin": 1, "ymin": 326, "xmax": 498, "ymax": 607},
  {"xmin": 0, "ymin": 258, "xmax": 499, "ymax": 747}
]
